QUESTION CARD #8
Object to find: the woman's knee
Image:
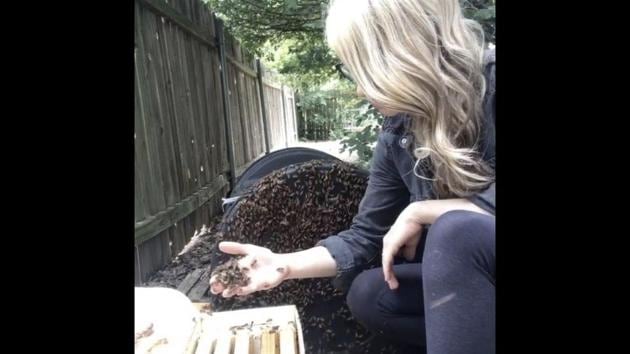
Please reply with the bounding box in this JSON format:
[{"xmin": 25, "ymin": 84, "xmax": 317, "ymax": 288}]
[
  {"xmin": 424, "ymin": 210, "xmax": 494, "ymax": 258},
  {"xmin": 346, "ymin": 269, "xmax": 385, "ymax": 327}
]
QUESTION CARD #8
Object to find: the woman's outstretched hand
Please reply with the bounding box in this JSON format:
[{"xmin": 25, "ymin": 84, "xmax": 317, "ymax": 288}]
[{"xmin": 209, "ymin": 242, "xmax": 290, "ymax": 298}]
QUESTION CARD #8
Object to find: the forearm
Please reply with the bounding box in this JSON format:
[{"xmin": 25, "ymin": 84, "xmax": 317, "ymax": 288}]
[
  {"xmin": 406, "ymin": 198, "xmax": 492, "ymax": 225},
  {"xmin": 279, "ymin": 246, "xmax": 337, "ymax": 280}
]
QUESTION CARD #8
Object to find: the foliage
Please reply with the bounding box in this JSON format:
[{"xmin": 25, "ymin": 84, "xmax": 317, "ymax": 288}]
[
  {"xmin": 461, "ymin": 0, "xmax": 496, "ymax": 44},
  {"xmin": 339, "ymin": 102, "xmax": 384, "ymax": 168},
  {"xmin": 205, "ymin": 0, "xmax": 495, "ymax": 166}
]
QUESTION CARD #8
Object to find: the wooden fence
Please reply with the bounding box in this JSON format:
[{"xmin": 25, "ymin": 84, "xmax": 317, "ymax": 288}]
[
  {"xmin": 135, "ymin": 0, "xmax": 297, "ymax": 284},
  {"xmin": 298, "ymin": 91, "xmax": 345, "ymax": 141}
]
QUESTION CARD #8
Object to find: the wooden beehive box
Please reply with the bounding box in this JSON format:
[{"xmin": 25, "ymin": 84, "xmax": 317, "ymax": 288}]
[{"xmin": 191, "ymin": 304, "xmax": 306, "ymax": 354}]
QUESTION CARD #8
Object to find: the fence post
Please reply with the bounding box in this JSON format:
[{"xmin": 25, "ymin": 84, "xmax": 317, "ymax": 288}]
[
  {"xmin": 292, "ymin": 90, "xmax": 298, "ymax": 142},
  {"xmin": 256, "ymin": 59, "xmax": 271, "ymax": 154},
  {"xmin": 304, "ymin": 108, "xmax": 308, "ymax": 140},
  {"xmin": 135, "ymin": 246, "xmax": 143, "ymax": 284},
  {"xmin": 214, "ymin": 16, "xmax": 237, "ymax": 189},
  {"xmin": 281, "ymin": 84, "xmax": 289, "ymax": 147}
]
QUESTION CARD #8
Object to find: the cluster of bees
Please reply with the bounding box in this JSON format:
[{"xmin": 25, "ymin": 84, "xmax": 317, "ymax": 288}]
[{"xmin": 209, "ymin": 160, "xmax": 408, "ymax": 353}]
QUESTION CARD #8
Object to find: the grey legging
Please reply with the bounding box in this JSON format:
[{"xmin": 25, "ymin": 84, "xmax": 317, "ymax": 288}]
[{"xmin": 346, "ymin": 210, "xmax": 495, "ymax": 354}]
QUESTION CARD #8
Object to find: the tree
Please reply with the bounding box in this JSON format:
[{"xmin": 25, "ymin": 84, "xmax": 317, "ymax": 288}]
[
  {"xmin": 205, "ymin": 0, "xmax": 495, "ymax": 92},
  {"xmin": 461, "ymin": 0, "xmax": 496, "ymax": 44},
  {"xmin": 206, "ymin": 0, "xmax": 496, "ymax": 166},
  {"xmin": 260, "ymin": 36, "xmax": 337, "ymax": 91},
  {"xmin": 205, "ymin": 0, "xmax": 326, "ymax": 52}
]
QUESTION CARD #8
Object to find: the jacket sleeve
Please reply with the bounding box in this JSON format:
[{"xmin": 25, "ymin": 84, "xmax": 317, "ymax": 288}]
[{"xmin": 316, "ymin": 132, "xmax": 410, "ymax": 291}]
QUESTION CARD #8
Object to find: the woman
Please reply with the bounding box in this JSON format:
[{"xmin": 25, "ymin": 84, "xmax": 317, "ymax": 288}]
[{"xmin": 210, "ymin": 0, "xmax": 495, "ymax": 353}]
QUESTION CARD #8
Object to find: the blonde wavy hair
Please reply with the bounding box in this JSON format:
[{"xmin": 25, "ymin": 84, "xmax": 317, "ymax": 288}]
[{"xmin": 326, "ymin": 0, "xmax": 494, "ymax": 197}]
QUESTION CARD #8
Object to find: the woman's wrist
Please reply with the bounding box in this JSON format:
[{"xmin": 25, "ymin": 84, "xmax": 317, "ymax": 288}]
[
  {"xmin": 277, "ymin": 246, "xmax": 337, "ymax": 280},
  {"xmin": 405, "ymin": 201, "xmax": 429, "ymax": 225}
]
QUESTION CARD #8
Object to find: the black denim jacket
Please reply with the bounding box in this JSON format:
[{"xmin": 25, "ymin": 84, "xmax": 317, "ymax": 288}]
[{"xmin": 317, "ymin": 49, "xmax": 496, "ymax": 292}]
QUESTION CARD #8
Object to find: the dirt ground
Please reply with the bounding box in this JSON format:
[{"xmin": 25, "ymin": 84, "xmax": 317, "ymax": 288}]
[
  {"xmin": 143, "ymin": 216, "xmax": 223, "ymax": 289},
  {"xmin": 143, "ymin": 216, "xmax": 412, "ymax": 354}
]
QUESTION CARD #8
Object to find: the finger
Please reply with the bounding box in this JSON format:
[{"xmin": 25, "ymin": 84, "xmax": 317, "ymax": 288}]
[
  {"xmin": 219, "ymin": 241, "xmax": 255, "ymax": 255},
  {"xmin": 209, "ymin": 276, "xmax": 225, "ymax": 295},
  {"xmin": 235, "ymin": 283, "xmax": 260, "ymax": 296},
  {"xmin": 222, "ymin": 287, "xmax": 238, "ymax": 298},
  {"xmin": 382, "ymin": 234, "xmax": 400, "ymax": 280},
  {"xmin": 403, "ymin": 236, "xmax": 421, "ymax": 261},
  {"xmin": 382, "ymin": 247, "xmax": 395, "ymax": 284},
  {"xmin": 236, "ymin": 280, "xmax": 274, "ymax": 296},
  {"xmin": 387, "ymin": 276, "xmax": 399, "ymax": 290},
  {"xmin": 382, "ymin": 240, "xmax": 400, "ymax": 290},
  {"xmin": 384, "ymin": 250, "xmax": 400, "ymax": 289}
]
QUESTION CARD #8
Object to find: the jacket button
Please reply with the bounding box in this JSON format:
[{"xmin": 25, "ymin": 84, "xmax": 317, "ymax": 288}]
[{"xmin": 400, "ymin": 137, "xmax": 408, "ymax": 148}]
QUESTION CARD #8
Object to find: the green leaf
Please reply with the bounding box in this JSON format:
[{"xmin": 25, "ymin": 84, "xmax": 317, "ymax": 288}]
[
  {"xmin": 285, "ymin": 0, "xmax": 298, "ymax": 10},
  {"xmin": 474, "ymin": 8, "xmax": 495, "ymax": 21}
]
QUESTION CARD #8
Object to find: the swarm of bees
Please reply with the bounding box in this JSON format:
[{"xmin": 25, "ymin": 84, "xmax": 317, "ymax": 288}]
[
  {"xmin": 209, "ymin": 160, "xmax": 409, "ymax": 353},
  {"xmin": 211, "ymin": 257, "xmax": 250, "ymax": 293}
]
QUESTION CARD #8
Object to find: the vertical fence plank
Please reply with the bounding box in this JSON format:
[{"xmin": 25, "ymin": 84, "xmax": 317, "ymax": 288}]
[{"xmin": 135, "ymin": 0, "xmax": 297, "ymax": 284}]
